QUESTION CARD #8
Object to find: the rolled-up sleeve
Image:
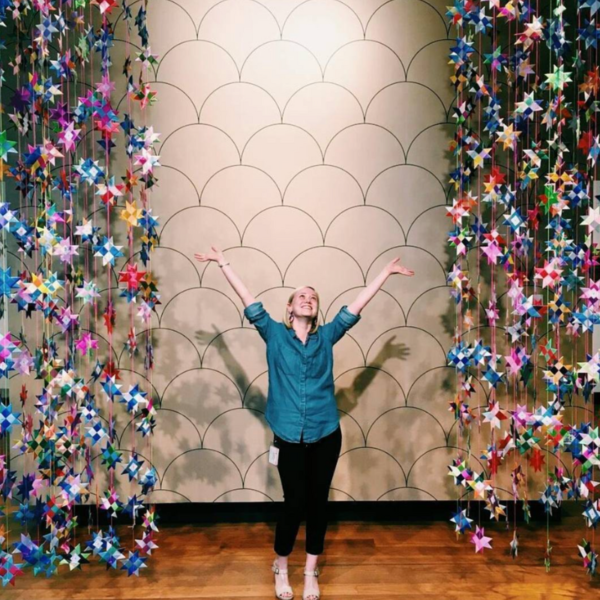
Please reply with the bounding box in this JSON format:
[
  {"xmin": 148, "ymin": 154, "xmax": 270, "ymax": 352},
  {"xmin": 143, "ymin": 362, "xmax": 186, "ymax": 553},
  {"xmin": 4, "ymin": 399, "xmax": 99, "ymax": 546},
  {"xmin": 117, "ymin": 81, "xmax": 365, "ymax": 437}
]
[
  {"xmin": 244, "ymin": 301, "xmax": 275, "ymax": 342},
  {"xmin": 323, "ymin": 305, "xmax": 361, "ymax": 345}
]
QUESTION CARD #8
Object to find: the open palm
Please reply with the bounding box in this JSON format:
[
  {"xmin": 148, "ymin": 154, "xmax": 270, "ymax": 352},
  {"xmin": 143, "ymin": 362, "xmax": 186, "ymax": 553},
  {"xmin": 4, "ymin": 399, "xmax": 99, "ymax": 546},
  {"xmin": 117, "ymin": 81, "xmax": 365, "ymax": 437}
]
[
  {"xmin": 194, "ymin": 245, "xmax": 225, "ymax": 264},
  {"xmin": 387, "ymin": 257, "xmax": 414, "ymax": 276}
]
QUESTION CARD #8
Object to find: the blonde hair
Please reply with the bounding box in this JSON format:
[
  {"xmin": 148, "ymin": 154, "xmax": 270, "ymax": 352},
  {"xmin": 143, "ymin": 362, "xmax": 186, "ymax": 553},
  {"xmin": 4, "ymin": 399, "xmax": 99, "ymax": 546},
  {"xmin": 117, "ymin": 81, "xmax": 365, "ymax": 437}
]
[{"xmin": 283, "ymin": 286, "xmax": 320, "ymax": 334}]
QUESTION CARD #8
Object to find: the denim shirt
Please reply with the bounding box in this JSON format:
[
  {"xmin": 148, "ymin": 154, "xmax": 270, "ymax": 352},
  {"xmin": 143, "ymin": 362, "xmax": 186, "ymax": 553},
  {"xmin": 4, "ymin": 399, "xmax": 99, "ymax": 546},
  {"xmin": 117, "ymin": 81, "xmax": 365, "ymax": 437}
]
[{"xmin": 243, "ymin": 301, "xmax": 361, "ymax": 443}]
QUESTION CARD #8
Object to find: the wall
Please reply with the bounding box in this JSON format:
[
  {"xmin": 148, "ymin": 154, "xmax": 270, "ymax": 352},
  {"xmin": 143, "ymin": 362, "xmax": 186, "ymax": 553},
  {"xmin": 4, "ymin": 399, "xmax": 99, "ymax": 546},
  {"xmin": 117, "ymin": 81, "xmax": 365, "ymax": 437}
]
[{"xmin": 113, "ymin": 0, "xmax": 463, "ymax": 502}]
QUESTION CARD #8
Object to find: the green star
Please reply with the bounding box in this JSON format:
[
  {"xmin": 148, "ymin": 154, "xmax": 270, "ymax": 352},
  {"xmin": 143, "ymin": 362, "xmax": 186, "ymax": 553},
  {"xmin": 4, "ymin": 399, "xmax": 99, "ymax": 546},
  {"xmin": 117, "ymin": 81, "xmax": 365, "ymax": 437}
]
[
  {"xmin": 0, "ymin": 130, "xmax": 16, "ymax": 161},
  {"xmin": 545, "ymin": 65, "xmax": 572, "ymax": 91}
]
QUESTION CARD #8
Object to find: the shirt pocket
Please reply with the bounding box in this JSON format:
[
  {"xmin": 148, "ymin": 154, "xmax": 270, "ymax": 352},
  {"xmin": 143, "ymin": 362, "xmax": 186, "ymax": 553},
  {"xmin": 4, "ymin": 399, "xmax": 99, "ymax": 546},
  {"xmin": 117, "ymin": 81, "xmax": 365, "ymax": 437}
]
[
  {"xmin": 309, "ymin": 349, "xmax": 330, "ymax": 379},
  {"xmin": 278, "ymin": 346, "xmax": 300, "ymax": 375}
]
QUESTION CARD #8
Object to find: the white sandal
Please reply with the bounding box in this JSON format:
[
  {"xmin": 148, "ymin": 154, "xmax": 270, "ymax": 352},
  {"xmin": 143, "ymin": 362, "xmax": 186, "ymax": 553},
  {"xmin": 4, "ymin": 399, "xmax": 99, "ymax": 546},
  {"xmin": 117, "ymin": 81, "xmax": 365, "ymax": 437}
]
[
  {"xmin": 303, "ymin": 567, "xmax": 320, "ymax": 600},
  {"xmin": 272, "ymin": 559, "xmax": 294, "ymax": 599}
]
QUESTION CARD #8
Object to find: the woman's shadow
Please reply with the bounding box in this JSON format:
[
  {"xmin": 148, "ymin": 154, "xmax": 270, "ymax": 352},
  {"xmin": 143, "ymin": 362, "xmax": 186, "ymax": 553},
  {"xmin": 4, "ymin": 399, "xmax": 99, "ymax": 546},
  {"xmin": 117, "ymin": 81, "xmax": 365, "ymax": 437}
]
[{"xmin": 196, "ymin": 324, "xmax": 410, "ymax": 455}]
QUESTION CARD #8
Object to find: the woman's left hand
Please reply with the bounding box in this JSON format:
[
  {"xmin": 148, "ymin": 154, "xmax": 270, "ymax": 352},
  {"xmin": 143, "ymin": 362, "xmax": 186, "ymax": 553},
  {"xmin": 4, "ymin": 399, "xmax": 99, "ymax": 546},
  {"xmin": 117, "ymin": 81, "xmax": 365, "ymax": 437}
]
[{"xmin": 386, "ymin": 257, "xmax": 414, "ymax": 276}]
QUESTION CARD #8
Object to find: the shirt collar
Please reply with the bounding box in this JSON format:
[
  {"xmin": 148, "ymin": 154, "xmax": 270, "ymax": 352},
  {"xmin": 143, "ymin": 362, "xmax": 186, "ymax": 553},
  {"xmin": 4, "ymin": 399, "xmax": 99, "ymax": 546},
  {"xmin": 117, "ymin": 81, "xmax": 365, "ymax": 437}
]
[{"xmin": 289, "ymin": 327, "xmax": 317, "ymax": 344}]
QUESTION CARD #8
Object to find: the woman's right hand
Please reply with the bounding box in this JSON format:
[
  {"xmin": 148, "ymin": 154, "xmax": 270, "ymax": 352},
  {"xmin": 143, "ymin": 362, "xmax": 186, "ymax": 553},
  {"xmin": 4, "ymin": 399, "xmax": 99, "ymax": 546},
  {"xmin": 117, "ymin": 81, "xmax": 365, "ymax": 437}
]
[{"xmin": 194, "ymin": 245, "xmax": 226, "ymax": 265}]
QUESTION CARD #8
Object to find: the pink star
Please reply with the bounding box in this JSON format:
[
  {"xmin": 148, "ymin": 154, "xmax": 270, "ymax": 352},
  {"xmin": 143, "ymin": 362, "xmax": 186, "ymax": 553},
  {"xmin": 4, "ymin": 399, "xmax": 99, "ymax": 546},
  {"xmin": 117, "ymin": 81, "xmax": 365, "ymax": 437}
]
[
  {"xmin": 75, "ymin": 333, "xmax": 99, "ymax": 355},
  {"xmin": 470, "ymin": 526, "xmax": 493, "ymax": 553}
]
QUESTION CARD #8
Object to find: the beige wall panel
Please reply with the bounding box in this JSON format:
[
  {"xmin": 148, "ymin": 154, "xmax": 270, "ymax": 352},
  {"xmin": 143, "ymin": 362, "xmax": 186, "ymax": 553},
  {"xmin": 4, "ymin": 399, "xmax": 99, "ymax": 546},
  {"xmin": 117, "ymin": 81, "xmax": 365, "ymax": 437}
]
[
  {"xmin": 146, "ymin": 168, "xmax": 199, "ymax": 226},
  {"xmin": 328, "ymin": 289, "xmax": 406, "ymax": 351},
  {"xmin": 161, "ymin": 368, "xmax": 243, "ymax": 433},
  {"xmin": 241, "ymin": 41, "xmax": 322, "ymax": 108},
  {"xmin": 371, "ymin": 247, "xmax": 446, "ymax": 309},
  {"xmin": 339, "ymin": 411, "xmax": 367, "ymax": 453},
  {"xmin": 202, "ymin": 248, "xmax": 282, "ymax": 310},
  {"xmin": 201, "ymin": 84, "xmax": 281, "ymax": 151},
  {"xmin": 201, "ymin": 165, "xmax": 281, "ymax": 231},
  {"xmin": 243, "ymin": 372, "xmax": 269, "ymax": 413},
  {"xmin": 407, "ymin": 287, "xmax": 455, "ymax": 351},
  {"xmin": 284, "ymin": 247, "xmax": 364, "ymax": 309},
  {"xmin": 244, "ymin": 454, "xmax": 284, "ymax": 500},
  {"xmin": 282, "ymin": 0, "xmax": 363, "ymax": 67},
  {"xmin": 336, "ymin": 367, "xmax": 405, "ymax": 434},
  {"xmin": 158, "ymin": 41, "xmax": 239, "ymax": 111},
  {"xmin": 406, "ymin": 206, "xmax": 449, "ymax": 261},
  {"xmin": 150, "ymin": 247, "xmax": 201, "ymax": 319},
  {"xmin": 365, "ymin": 0, "xmax": 447, "ymax": 68},
  {"xmin": 338, "ymin": 0, "xmax": 390, "ymax": 27},
  {"xmin": 407, "ymin": 446, "xmax": 485, "ymax": 500},
  {"xmin": 136, "ymin": 408, "xmax": 203, "ymax": 476},
  {"xmin": 367, "ymin": 328, "xmax": 446, "ymax": 394},
  {"xmin": 379, "ymin": 487, "xmax": 437, "ymax": 500},
  {"xmin": 242, "ymin": 125, "xmax": 323, "ymax": 192},
  {"xmin": 367, "ymin": 407, "xmax": 447, "ymax": 475},
  {"xmin": 160, "ymin": 289, "xmax": 241, "ymax": 358},
  {"xmin": 147, "ymin": 329, "xmax": 202, "ymax": 396},
  {"xmin": 325, "ymin": 40, "xmax": 405, "ymax": 109},
  {"xmin": 284, "ymin": 83, "xmax": 364, "ymax": 151},
  {"xmin": 407, "ymin": 40, "xmax": 455, "ymax": 112},
  {"xmin": 215, "ymin": 489, "xmax": 274, "ymax": 502},
  {"xmin": 160, "ymin": 206, "xmax": 240, "ymax": 267},
  {"xmin": 284, "ymin": 165, "xmax": 363, "ymax": 230},
  {"xmin": 144, "ymin": 0, "xmax": 197, "ymax": 61},
  {"xmin": 160, "ymin": 125, "xmax": 240, "ymax": 193},
  {"xmin": 161, "ymin": 449, "xmax": 243, "ymax": 501},
  {"xmin": 203, "ymin": 408, "xmax": 271, "ymax": 477},
  {"xmin": 366, "ymin": 82, "xmax": 446, "ymax": 151},
  {"xmin": 145, "ymin": 83, "xmax": 198, "ymax": 146},
  {"xmin": 171, "ymin": 0, "xmax": 223, "ymax": 28},
  {"xmin": 332, "ymin": 448, "xmax": 405, "ymax": 500},
  {"xmin": 367, "ymin": 165, "xmax": 445, "ymax": 232},
  {"xmin": 405, "ymin": 123, "xmax": 454, "ymax": 189},
  {"xmin": 202, "ymin": 329, "xmax": 270, "ymax": 396},
  {"xmin": 402, "ymin": 367, "xmax": 468, "ymax": 430},
  {"xmin": 326, "ymin": 124, "xmax": 404, "ymax": 192},
  {"xmin": 243, "ymin": 206, "xmax": 323, "ymax": 272},
  {"xmin": 255, "ymin": 0, "xmax": 306, "ymax": 27},
  {"xmin": 199, "ymin": 0, "xmax": 280, "ymax": 68},
  {"xmin": 332, "ymin": 335, "xmax": 366, "ymax": 377},
  {"xmin": 325, "ymin": 206, "xmax": 405, "ymax": 272}
]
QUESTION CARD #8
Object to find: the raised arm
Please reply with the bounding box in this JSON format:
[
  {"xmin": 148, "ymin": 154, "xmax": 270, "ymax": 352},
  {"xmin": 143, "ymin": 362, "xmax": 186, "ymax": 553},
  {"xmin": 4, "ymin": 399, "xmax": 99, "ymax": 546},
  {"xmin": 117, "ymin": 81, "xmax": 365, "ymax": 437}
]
[
  {"xmin": 194, "ymin": 246, "xmax": 257, "ymax": 308},
  {"xmin": 347, "ymin": 257, "xmax": 414, "ymax": 315}
]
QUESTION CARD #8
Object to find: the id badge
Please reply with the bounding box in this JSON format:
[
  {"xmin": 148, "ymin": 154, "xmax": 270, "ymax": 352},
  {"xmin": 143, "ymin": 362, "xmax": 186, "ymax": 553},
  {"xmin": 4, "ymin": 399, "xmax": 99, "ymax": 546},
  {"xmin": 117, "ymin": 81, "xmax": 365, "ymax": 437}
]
[{"xmin": 268, "ymin": 445, "xmax": 279, "ymax": 466}]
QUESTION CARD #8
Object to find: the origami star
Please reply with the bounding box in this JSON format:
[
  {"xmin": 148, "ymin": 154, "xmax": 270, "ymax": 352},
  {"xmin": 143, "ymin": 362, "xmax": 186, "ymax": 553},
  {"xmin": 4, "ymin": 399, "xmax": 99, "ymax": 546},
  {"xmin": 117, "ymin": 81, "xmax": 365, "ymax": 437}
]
[
  {"xmin": 120, "ymin": 384, "xmax": 148, "ymax": 414},
  {"xmin": 74, "ymin": 333, "xmax": 98, "ymax": 355},
  {"xmin": 450, "ymin": 509, "xmax": 473, "ymax": 534},
  {"xmin": 135, "ymin": 531, "xmax": 158, "ymax": 555},
  {"xmin": 578, "ymin": 539, "xmax": 598, "ymax": 575},
  {"xmin": 0, "ymin": 131, "xmax": 17, "ymax": 161},
  {"xmin": 76, "ymin": 280, "xmax": 101, "ymax": 304},
  {"xmin": 120, "ymin": 550, "xmax": 147, "ymax": 576},
  {"xmin": 93, "ymin": 236, "xmax": 124, "ymax": 266},
  {"xmin": 57, "ymin": 122, "xmax": 81, "ymax": 152},
  {"xmin": 59, "ymin": 544, "xmax": 91, "ymax": 571},
  {"xmin": 470, "ymin": 526, "xmax": 492, "ymax": 553},
  {"xmin": 583, "ymin": 499, "xmax": 600, "ymax": 527}
]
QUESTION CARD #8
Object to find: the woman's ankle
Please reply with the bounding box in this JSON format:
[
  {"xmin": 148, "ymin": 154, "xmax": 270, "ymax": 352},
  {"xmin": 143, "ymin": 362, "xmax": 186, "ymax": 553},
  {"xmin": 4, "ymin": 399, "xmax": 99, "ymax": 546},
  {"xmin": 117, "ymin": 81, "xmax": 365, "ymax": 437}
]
[
  {"xmin": 276, "ymin": 554, "xmax": 289, "ymax": 568},
  {"xmin": 304, "ymin": 552, "xmax": 319, "ymax": 571}
]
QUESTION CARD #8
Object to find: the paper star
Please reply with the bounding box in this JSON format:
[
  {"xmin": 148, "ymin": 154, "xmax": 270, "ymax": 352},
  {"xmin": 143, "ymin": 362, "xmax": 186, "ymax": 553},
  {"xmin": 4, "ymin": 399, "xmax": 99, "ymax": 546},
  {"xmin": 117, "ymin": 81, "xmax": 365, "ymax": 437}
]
[{"xmin": 470, "ymin": 526, "xmax": 492, "ymax": 553}]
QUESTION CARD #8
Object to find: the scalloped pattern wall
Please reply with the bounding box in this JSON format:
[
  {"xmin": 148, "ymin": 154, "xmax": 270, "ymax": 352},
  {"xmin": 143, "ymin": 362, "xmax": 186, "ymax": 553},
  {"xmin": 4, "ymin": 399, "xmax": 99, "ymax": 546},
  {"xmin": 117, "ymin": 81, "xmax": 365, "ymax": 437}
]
[{"xmin": 116, "ymin": 0, "xmax": 468, "ymax": 503}]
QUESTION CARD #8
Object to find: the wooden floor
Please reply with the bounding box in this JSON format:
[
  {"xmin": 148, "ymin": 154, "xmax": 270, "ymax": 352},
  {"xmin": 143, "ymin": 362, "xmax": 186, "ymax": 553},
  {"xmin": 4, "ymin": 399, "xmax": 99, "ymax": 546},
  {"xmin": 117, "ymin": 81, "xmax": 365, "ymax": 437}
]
[{"xmin": 3, "ymin": 515, "xmax": 599, "ymax": 599}]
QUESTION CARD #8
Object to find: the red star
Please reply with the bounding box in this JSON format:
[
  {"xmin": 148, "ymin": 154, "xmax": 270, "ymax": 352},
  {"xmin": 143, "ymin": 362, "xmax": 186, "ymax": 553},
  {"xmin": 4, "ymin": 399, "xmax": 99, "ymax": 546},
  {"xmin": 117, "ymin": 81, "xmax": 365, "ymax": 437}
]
[
  {"xmin": 118, "ymin": 263, "xmax": 147, "ymax": 292},
  {"xmin": 529, "ymin": 448, "xmax": 545, "ymax": 473}
]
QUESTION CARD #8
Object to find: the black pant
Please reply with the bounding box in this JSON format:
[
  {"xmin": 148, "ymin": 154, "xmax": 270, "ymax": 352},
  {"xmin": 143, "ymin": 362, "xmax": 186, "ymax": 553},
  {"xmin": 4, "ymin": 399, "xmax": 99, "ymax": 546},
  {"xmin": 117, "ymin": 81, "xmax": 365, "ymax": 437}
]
[{"xmin": 273, "ymin": 426, "xmax": 342, "ymax": 556}]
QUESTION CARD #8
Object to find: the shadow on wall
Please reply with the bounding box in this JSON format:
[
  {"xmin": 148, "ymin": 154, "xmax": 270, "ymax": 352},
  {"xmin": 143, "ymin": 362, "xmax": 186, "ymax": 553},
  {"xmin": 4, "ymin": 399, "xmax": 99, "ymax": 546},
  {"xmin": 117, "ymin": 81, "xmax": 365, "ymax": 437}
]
[{"xmin": 189, "ymin": 323, "xmax": 411, "ymax": 498}]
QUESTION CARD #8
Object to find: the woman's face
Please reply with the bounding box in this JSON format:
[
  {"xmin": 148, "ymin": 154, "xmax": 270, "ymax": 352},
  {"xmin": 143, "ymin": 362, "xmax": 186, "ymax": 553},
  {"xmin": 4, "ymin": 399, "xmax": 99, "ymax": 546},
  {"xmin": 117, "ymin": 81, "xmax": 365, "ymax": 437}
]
[{"xmin": 288, "ymin": 287, "xmax": 319, "ymax": 321}]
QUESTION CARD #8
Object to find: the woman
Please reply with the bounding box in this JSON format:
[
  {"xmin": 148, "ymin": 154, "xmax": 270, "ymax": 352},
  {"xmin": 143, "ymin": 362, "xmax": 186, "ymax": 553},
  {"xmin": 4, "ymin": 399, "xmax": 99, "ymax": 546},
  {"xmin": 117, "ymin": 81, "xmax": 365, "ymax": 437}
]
[{"xmin": 194, "ymin": 247, "xmax": 414, "ymax": 600}]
